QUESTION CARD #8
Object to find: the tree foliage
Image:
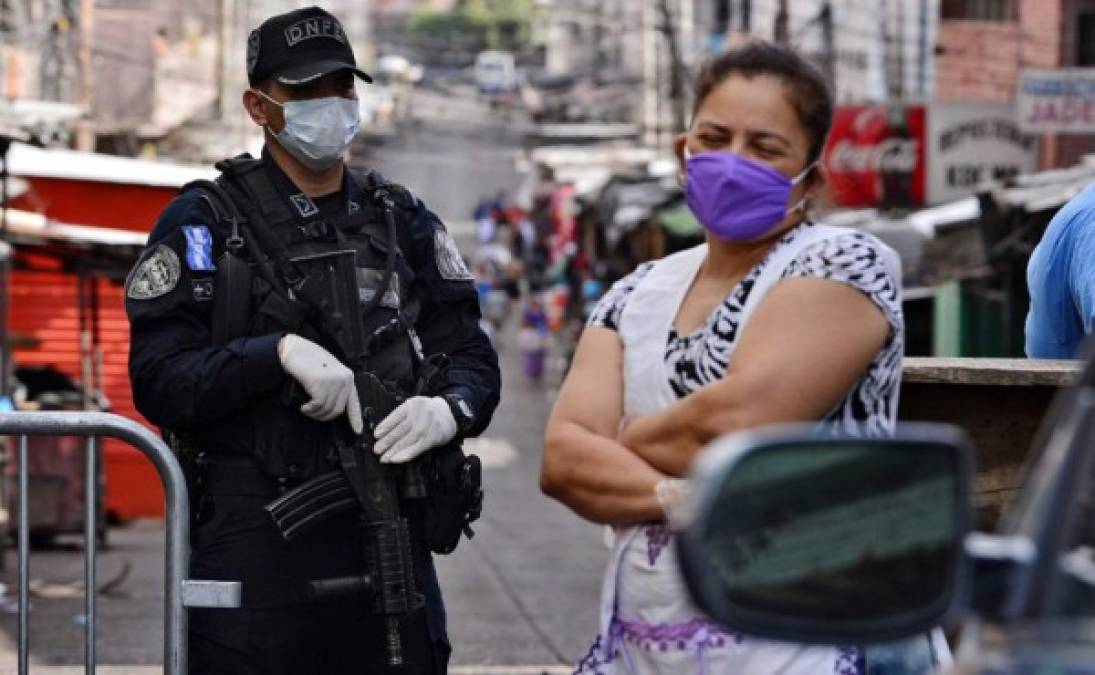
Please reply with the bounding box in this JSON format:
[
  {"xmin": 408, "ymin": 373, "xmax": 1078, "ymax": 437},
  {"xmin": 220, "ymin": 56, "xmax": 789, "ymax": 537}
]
[{"xmin": 410, "ymin": 0, "xmax": 533, "ymax": 52}]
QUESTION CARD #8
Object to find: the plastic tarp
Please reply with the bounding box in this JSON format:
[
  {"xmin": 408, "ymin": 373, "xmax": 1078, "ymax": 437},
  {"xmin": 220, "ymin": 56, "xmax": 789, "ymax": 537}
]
[{"xmin": 598, "ymin": 175, "xmax": 680, "ymax": 246}]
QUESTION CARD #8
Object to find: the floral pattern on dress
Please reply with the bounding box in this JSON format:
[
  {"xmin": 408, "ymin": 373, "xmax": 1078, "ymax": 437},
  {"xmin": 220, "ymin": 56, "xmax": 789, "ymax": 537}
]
[{"xmin": 643, "ymin": 525, "xmax": 671, "ymax": 566}]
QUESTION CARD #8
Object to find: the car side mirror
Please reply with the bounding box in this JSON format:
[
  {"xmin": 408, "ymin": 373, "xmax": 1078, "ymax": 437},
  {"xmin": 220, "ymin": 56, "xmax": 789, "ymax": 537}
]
[{"xmin": 676, "ymin": 424, "xmax": 974, "ymax": 645}]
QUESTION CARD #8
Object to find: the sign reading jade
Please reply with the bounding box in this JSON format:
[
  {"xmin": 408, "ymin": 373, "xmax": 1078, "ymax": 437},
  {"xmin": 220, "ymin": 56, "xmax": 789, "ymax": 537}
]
[{"xmin": 1018, "ymin": 68, "xmax": 1095, "ymax": 133}]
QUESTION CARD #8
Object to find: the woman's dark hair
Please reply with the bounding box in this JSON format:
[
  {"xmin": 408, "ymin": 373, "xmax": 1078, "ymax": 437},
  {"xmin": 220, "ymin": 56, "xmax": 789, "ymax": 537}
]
[{"xmin": 692, "ymin": 41, "xmax": 833, "ymax": 165}]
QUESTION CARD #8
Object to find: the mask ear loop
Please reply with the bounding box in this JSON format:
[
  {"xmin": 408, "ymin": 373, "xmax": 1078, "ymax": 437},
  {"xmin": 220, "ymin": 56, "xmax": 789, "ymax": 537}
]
[
  {"xmin": 678, "ymin": 146, "xmax": 692, "ymax": 186},
  {"xmin": 791, "ymin": 161, "xmax": 818, "ymax": 185},
  {"xmin": 252, "ymin": 89, "xmax": 284, "ymax": 108},
  {"xmin": 252, "ymin": 89, "xmax": 286, "ymax": 139},
  {"xmin": 787, "ymin": 162, "xmax": 819, "ymax": 218}
]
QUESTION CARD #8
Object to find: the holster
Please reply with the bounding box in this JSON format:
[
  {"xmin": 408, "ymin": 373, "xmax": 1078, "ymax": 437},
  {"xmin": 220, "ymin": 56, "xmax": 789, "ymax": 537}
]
[{"xmin": 422, "ymin": 442, "xmax": 483, "ymax": 555}]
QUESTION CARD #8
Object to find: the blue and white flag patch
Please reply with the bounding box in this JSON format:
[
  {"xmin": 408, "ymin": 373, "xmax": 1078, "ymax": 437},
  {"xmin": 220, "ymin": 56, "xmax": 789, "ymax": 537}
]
[{"xmin": 182, "ymin": 226, "xmax": 215, "ymax": 272}]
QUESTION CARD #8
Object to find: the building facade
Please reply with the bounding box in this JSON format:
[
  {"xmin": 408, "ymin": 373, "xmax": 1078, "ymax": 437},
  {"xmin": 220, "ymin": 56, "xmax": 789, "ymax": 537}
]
[
  {"xmin": 936, "ymin": 0, "xmax": 1095, "ymax": 168},
  {"xmin": 701, "ymin": 0, "xmax": 940, "ymax": 104}
]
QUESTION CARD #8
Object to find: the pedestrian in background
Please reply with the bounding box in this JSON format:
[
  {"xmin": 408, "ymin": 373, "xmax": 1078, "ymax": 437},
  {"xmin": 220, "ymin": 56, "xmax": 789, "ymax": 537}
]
[
  {"xmin": 1025, "ymin": 180, "xmax": 1095, "ymax": 358},
  {"xmin": 541, "ymin": 42, "xmax": 946, "ymax": 674},
  {"xmin": 126, "ymin": 7, "xmax": 499, "ymax": 673},
  {"xmin": 474, "ymin": 194, "xmax": 496, "ymax": 244},
  {"xmin": 519, "ymin": 297, "xmax": 549, "ymax": 380}
]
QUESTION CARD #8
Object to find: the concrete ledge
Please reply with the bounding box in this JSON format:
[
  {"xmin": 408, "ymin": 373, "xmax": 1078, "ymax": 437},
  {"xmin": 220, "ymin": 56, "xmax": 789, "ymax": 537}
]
[
  {"xmin": 900, "ymin": 357, "xmax": 1079, "ymax": 528},
  {"xmin": 0, "ymin": 669, "xmax": 162, "ymax": 674},
  {"xmin": 904, "ymin": 357, "xmax": 1079, "ymax": 387}
]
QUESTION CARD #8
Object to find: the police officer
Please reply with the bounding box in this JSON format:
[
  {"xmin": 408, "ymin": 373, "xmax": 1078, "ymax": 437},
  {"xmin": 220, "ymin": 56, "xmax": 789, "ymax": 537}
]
[{"xmin": 126, "ymin": 6, "xmax": 500, "ymax": 674}]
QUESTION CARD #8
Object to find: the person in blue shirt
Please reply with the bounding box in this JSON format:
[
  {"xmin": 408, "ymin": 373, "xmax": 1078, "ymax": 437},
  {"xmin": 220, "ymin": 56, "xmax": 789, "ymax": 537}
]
[{"xmin": 1026, "ymin": 180, "xmax": 1095, "ymax": 358}]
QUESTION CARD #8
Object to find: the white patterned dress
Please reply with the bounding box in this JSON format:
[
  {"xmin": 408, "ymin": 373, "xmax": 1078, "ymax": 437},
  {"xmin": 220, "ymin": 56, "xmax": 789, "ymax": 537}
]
[{"xmin": 574, "ymin": 223, "xmax": 944, "ymax": 675}]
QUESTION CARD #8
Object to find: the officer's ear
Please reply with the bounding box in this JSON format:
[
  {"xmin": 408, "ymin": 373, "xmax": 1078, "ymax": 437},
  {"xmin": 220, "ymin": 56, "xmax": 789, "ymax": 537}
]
[
  {"xmin": 242, "ymin": 85, "xmax": 272, "ymax": 128},
  {"xmin": 242, "ymin": 91, "xmax": 266, "ymax": 127}
]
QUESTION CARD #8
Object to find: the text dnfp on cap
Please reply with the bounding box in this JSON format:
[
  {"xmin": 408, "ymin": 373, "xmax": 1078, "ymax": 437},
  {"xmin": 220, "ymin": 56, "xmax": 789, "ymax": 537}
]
[{"xmin": 247, "ymin": 6, "xmax": 373, "ymax": 87}]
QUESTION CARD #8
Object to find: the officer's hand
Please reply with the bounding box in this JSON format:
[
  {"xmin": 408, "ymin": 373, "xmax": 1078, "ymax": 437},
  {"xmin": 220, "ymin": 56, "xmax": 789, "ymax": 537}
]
[
  {"xmin": 373, "ymin": 397, "xmax": 457, "ymax": 464},
  {"xmin": 277, "ymin": 334, "xmax": 364, "ymax": 435}
]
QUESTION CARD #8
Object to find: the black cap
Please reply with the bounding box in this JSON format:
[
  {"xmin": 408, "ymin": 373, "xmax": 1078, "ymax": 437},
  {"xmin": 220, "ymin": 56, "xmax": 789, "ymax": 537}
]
[{"xmin": 247, "ymin": 6, "xmax": 372, "ymax": 87}]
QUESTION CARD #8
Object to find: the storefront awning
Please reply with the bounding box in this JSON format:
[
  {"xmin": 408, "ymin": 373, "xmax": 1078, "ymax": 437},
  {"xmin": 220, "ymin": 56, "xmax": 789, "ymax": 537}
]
[{"xmin": 1, "ymin": 207, "xmax": 146, "ymax": 280}]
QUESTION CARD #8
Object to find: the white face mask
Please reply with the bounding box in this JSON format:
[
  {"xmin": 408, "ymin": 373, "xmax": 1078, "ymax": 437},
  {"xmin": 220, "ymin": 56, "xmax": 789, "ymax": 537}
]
[{"xmin": 256, "ymin": 90, "xmax": 360, "ymax": 171}]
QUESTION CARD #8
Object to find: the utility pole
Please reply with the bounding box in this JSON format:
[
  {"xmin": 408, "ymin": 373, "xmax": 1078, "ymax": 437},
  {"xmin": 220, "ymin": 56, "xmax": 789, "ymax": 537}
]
[
  {"xmin": 820, "ymin": 0, "xmax": 834, "ymax": 90},
  {"xmin": 657, "ymin": 0, "xmax": 687, "ymax": 135},
  {"xmin": 75, "ymin": 0, "xmax": 94, "ymax": 151},
  {"xmin": 680, "ymin": 0, "xmax": 692, "ymax": 66},
  {"xmin": 714, "ymin": 0, "xmax": 730, "ymax": 46},
  {"xmin": 0, "ymin": 135, "xmax": 11, "ymax": 400},
  {"xmin": 881, "ymin": 0, "xmax": 893, "ymax": 100},
  {"xmin": 594, "ymin": 0, "xmax": 605, "ymax": 73},
  {"xmin": 895, "ymin": 0, "xmax": 905, "ymax": 100},
  {"xmin": 642, "ymin": 0, "xmax": 658, "ymax": 147},
  {"xmin": 774, "ymin": 0, "xmax": 789, "ymax": 44},
  {"xmin": 917, "ymin": 0, "xmax": 928, "ymax": 97},
  {"xmin": 216, "ymin": 0, "xmax": 228, "ymax": 118}
]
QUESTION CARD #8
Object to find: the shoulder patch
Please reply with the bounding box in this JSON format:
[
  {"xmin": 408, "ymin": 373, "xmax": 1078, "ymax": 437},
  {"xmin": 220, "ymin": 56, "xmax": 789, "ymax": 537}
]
[
  {"xmin": 433, "ymin": 225, "xmax": 474, "ymax": 281},
  {"xmin": 182, "ymin": 225, "xmax": 215, "ymax": 272},
  {"xmin": 127, "ymin": 245, "xmax": 181, "ymax": 300}
]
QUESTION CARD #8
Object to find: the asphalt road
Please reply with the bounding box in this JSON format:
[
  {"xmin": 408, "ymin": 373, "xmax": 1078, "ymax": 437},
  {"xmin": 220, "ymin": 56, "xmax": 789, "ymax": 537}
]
[{"xmin": 0, "ymin": 86, "xmax": 608, "ymax": 673}]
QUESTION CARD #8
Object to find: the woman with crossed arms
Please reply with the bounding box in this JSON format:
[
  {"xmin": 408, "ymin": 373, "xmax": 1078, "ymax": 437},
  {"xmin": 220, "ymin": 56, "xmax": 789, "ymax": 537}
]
[{"xmin": 541, "ymin": 42, "xmax": 948, "ymax": 675}]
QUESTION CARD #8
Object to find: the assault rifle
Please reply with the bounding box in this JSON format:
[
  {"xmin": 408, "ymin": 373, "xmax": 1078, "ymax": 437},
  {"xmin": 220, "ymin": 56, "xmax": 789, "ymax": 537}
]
[{"xmin": 264, "ymin": 247, "xmax": 426, "ymax": 666}]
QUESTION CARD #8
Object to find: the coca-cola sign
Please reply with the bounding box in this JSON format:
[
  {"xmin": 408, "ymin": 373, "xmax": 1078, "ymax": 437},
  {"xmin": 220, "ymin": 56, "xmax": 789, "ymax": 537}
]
[{"xmin": 823, "ymin": 105, "xmax": 926, "ymax": 207}]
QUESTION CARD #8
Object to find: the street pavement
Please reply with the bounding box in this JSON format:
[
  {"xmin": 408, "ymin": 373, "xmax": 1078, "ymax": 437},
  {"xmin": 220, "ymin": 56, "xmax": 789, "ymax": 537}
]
[
  {"xmin": 0, "ymin": 86, "xmax": 610, "ymax": 673},
  {"xmin": 356, "ymin": 87, "xmax": 532, "ymax": 227}
]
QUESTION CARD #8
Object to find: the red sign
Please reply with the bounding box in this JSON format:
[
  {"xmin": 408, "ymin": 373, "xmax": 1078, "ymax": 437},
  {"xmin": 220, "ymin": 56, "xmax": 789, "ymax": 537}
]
[{"xmin": 823, "ymin": 105, "xmax": 927, "ymax": 207}]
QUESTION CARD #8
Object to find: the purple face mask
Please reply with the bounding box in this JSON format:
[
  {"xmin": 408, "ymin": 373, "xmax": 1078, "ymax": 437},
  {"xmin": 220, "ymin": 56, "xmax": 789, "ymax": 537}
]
[{"xmin": 684, "ymin": 149, "xmax": 814, "ymax": 242}]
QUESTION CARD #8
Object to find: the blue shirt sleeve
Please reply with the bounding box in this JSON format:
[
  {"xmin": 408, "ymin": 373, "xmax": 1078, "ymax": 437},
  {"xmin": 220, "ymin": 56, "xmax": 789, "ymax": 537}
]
[{"xmin": 1026, "ymin": 183, "xmax": 1095, "ymax": 359}]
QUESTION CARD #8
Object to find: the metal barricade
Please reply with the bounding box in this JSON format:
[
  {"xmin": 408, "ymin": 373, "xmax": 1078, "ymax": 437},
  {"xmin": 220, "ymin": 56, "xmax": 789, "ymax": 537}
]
[{"xmin": 0, "ymin": 411, "xmax": 241, "ymax": 675}]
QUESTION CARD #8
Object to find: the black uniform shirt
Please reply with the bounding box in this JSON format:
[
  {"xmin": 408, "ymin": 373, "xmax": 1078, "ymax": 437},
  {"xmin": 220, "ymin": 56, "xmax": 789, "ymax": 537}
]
[{"xmin": 126, "ymin": 153, "xmax": 500, "ymax": 444}]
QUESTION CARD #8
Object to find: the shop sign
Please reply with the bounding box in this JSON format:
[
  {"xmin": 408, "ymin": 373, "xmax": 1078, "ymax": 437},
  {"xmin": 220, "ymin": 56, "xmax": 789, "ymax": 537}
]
[
  {"xmin": 928, "ymin": 102, "xmax": 1038, "ymax": 204},
  {"xmin": 823, "ymin": 105, "xmax": 927, "ymax": 207},
  {"xmin": 1018, "ymin": 68, "xmax": 1095, "ymax": 133}
]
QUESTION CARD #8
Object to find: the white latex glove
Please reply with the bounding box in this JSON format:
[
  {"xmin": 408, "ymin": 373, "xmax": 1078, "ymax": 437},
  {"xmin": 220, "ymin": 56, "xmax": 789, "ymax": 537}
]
[
  {"xmin": 277, "ymin": 334, "xmax": 364, "ymax": 434},
  {"xmin": 373, "ymin": 396, "xmax": 457, "ymax": 464}
]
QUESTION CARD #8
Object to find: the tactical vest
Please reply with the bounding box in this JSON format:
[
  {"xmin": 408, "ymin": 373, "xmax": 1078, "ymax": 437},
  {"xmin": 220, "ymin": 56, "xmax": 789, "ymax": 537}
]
[{"xmin": 202, "ymin": 155, "xmax": 423, "ymax": 481}]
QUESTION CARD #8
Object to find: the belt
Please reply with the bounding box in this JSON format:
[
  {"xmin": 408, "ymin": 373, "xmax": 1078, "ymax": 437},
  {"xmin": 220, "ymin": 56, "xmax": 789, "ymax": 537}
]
[{"xmin": 198, "ymin": 457, "xmax": 300, "ymax": 497}]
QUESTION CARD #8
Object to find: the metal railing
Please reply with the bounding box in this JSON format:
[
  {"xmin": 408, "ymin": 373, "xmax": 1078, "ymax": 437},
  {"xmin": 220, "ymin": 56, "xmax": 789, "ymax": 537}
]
[{"xmin": 0, "ymin": 411, "xmax": 241, "ymax": 675}]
